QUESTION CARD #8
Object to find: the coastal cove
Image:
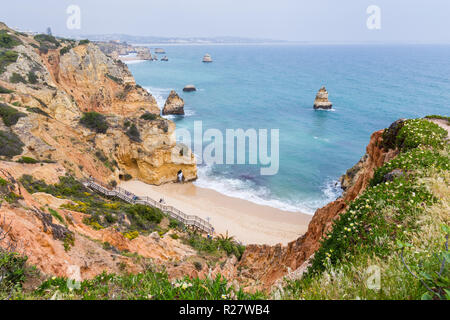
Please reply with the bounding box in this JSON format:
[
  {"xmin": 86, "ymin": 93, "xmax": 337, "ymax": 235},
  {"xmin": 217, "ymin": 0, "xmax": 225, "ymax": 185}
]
[
  {"xmin": 127, "ymin": 44, "xmax": 450, "ymax": 214},
  {"xmin": 120, "ymin": 180, "xmax": 311, "ymax": 245}
]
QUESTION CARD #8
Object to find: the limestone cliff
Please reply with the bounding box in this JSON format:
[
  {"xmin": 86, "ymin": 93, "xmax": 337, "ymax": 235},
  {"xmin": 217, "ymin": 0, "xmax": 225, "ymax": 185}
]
[{"xmin": 0, "ymin": 23, "xmax": 196, "ymax": 185}]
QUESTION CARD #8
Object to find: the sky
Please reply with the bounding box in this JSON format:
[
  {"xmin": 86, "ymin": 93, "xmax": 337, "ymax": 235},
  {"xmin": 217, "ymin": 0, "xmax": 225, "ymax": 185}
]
[{"xmin": 1, "ymin": 0, "xmax": 450, "ymax": 43}]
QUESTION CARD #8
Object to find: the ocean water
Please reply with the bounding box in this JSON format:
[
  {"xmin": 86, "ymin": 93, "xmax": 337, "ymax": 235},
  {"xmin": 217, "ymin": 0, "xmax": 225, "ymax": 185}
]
[{"xmin": 127, "ymin": 44, "xmax": 450, "ymax": 214}]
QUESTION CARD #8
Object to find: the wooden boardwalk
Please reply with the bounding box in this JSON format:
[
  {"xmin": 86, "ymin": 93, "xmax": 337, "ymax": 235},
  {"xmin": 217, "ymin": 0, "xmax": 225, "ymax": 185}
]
[{"xmin": 83, "ymin": 179, "xmax": 215, "ymax": 234}]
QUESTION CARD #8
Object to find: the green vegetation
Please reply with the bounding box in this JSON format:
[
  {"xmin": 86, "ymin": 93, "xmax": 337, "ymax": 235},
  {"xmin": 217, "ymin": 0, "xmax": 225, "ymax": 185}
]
[
  {"xmin": 140, "ymin": 112, "xmax": 158, "ymax": 121},
  {"xmin": 425, "ymin": 115, "xmax": 450, "ymax": 124},
  {"xmin": 3, "ymin": 268, "xmax": 264, "ymax": 300},
  {"xmin": 34, "ymin": 34, "xmax": 60, "ymax": 50},
  {"xmin": 395, "ymin": 119, "xmax": 447, "ymax": 151},
  {"xmin": 125, "ymin": 204, "xmax": 163, "ymax": 229},
  {"xmin": 126, "ymin": 123, "xmax": 141, "ymax": 142},
  {"xmin": 0, "ymin": 176, "xmax": 23, "ymax": 204},
  {"xmin": 79, "ymin": 112, "xmax": 109, "ymax": 134},
  {"xmin": 78, "ymin": 39, "xmax": 90, "ymax": 45},
  {"xmin": 282, "ymin": 117, "xmax": 449, "ymax": 300},
  {"xmin": 17, "ymin": 156, "xmax": 38, "ymax": 164},
  {"xmin": 27, "ymin": 71, "xmax": 38, "ymax": 84},
  {"xmin": 0, "ymin": 85, "xmax": 13, "ymax": 94},
  {"xmin": 0, "ymin": 50, "xmax": 18, "ymax": 74},
  {"xmin": 48, "ymin": 208, "xmax": 65, "ymax": 225},
  {"xmin": 0, "ymin": 130, "xmax": 24, "ymax": 158},
  {"xmin": 9, "ymin": 72, "xmax": 27, "ymax": 84},
  {"xmin": 20, "ymin": 175, "xmax": 166, "ymax": 235},
  {"xmin": 0, "ymin": 251, "xmax": 29, "ymax": 294},
  {"xmin": 25, "ymin": 106, "xmax": 50, "ymax": 118},
  {"xmin": 106, "ymin": 73, "xmax": 123, "ymax": 84},
  {"xmin": 59, "ymin": 46, "xmax": 72, "ymax": 56},
  {"xmin": 185, "ymin": 232, "xmax": 246, "ymax": 260},
  {"xmin": 0, "ymin": 30, "xmax": 22, "ymax": 48},
  {"xmin": 94, "ymin": 149, "xmax": 117, "ymax": 172},
  {"xmin": 0, "ymin": 103, "xmax": 26, "ymax": 126},
  {"xmin": 123, "ymin": 230, "xmax": 139, "ymax": 240}
]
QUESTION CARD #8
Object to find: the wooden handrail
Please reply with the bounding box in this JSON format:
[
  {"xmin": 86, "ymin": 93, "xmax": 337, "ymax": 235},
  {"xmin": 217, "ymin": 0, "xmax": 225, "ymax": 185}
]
[{"xmin": 83, "ymin": 179, "xmax": 215, "ymax": 234}]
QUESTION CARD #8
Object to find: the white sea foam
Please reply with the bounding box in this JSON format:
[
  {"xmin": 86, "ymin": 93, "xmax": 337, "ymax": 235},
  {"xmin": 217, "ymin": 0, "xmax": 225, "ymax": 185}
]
[
  {"xmin": 313, "ymin": 136, "xmax": 330, "ymax": 143},
  {"xmin": 193, "ymin": 165, "xmax": 342, "ymax": 215},
  {"xmin": 144, "ymin": 86, "xmax": 172, "ymax": 109},
  {"xmin": 123, "ymin": 60, "xmax": 146, "ymax": 65}
]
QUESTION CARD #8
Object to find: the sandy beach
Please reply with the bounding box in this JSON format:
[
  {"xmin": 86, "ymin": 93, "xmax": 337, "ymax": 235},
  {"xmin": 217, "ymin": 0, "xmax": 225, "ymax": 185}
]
[{"xmin": 120, "ymin": 180, "xmax": 312, "ymax": 245}]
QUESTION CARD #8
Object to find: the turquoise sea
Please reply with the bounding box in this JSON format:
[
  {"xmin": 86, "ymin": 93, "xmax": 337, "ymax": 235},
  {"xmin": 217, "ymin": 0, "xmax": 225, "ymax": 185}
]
[{"xmin": 127, "ymin": 44, "xmax": 450, "ymax": 214}]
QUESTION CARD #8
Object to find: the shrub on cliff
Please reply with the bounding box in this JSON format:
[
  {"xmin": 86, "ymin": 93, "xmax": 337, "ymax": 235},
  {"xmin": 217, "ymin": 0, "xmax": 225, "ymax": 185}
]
[
  {"xmin": 0, "ymin": 103, "xmax": 26, "ymax": 126},
  {"xmin": 17, "ymin": 156, "xmax": 38, "ymax": 164},
  {"xmin": 126, "ymin": 123, "xmax": 141, "ymax": 142},
  {"xmin": 33, "ymin": 34, "xmax": 60, "ymax": 49},
  {"xmin": 0, "ymin": 30, "xmax": 22, "ymax": 48},
  {"xmin": 0, "ymin": 130, "xmax": 24, "ymax": 158},
  {"xmin": 79, "ymin": 112, "xmax": 109, "ymax": 134},
  {"xmin": 0, "ymin": 50, "xmax": 18, "ymax": 74},
  {"xmin": 25, "ymin": 106, "xmax": 50, "ymax": 118},
  {"xmin": 140, "ymin": 112, "xmax": 158, "ymax": 121},
  {"xmin": 27, "ymin": 71, "xmax": 38, "ymax": 84},
  {"xmin": 0, "ymin": 251, "xmax": 28, "ymax": 294},
  {"xmin": 59, "ymin": 46, "xmax": 72, "ymax": 56},
  {"xmin": 0, "ymin": 85, "xmax": 13, "ymax": 94},
  {"xmin": 126, "ymin": 204, "xmax": 163, "ymax": 229},
  {"xmin": 9, "ymin": 72, "xmax": 27, "ymax": 84}
]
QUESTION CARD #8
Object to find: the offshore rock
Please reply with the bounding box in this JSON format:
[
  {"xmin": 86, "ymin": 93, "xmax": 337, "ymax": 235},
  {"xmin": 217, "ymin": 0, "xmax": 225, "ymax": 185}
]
[
  {"xmin": 163, "ymin": 90, "xmax": 185, "ymax": 115},
  {"xmin": 313, "ymin": 86, "xmax": 333, "ymax": 110}
]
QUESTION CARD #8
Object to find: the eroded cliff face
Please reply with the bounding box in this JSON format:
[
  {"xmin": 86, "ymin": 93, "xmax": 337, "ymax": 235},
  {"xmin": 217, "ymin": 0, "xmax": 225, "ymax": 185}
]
[
  {"xmin": 0, "ymin": 24, "xmax": 196, "ymax": 185},
  {"xmin": 42, "ymin": 43, "xmax": 160, "ymax": 117},
  {"xmin": 237, "ymin": 130, "xmax": 399, "ymax": 290},
  {"xmin": 0, "ymin": 165, "xmax": 222, "ymax": 281}
]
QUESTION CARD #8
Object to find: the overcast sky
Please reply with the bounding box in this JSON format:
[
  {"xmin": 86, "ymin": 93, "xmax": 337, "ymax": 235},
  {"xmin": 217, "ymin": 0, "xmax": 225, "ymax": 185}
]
[{"xmin": 1, "ymin": 0, "xmax": 450, "ymax": 43}]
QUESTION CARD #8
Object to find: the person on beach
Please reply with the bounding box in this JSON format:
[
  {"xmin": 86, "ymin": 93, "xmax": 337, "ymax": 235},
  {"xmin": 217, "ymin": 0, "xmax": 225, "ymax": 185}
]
[{"xmin": 177, "ymin": 170, "xmax": 184, "ymax": 183}]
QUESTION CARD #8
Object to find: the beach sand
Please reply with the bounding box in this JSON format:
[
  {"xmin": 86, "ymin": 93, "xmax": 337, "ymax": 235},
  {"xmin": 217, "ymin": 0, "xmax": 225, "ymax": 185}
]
[{"xmin": 120, "ymin": 180, "xmax": 312, "ymax": 245}]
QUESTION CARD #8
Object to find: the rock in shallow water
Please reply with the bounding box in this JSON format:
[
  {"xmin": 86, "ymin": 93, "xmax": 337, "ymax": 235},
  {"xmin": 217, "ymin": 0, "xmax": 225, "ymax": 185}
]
[
  {"xmin": 202, "ymin": 53, "xmax": 213, "ymax": 63},
  {"xmin": 183, "ymin": 85, "xmax": 197, "ymax": 92},
  {"xmin": 163, "ymin": 90, "xmax": 185, "ymax": 115},
  {"xmin": 313, "ymin": 86, "xmax": 333, "ymax": 110}
]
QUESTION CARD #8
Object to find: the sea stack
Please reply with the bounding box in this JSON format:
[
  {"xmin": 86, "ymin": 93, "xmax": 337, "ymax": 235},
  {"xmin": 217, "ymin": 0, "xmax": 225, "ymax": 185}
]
[
  {"xmin": 136, "ymin": 47, "xmax": 153, "ymax": 60},
  {"xmin": 183, "ymin": 84, "xmax": 197, "ymax": 92},
  {"xmin": 162, "ymin": 90, "xmax": 185, "ymax": 115},
  {"xmin": 202, "ymin": 53, "xmax": 213, "ymax": 63},
  {"xmin": 161, "ymin": 56, "xmax": 169, "ymax": 61},
  {"xmin": 313, "ymin": 86, "xmax": 333, "ymax": 110}
]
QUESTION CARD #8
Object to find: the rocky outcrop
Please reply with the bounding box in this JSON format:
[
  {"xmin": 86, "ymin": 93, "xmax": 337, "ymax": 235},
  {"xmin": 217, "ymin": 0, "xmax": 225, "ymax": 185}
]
[
  {"xmin": 238, "ymin": 128, "xmax": 398, "ymax": 290},
  {"xmin": 43, "ymin": 43, "xmax": 160, "ymax": 118},
  {"xmin": 136, "ymin": 47, "xmax": 153, "ymax": 60},
  {"xmin": 202, "ymin": 54, "xmax": 213, "ymax": 63},
  {"xmin": 162, "ymin": 90, "xmax": 185, "ymax": 115},
  {"xmin": 154, "ymin": 48, "xmax": 166, "ymax": 54},
  {"xmin": 183, "ymin": 85, "xmax": 196, "ymax": 92},
  {"xmin": 313, "ymin": 86, "xmax": 332, "ymax": 110},
  {"xmin": 0, "ymin": 23, "xmax": 196, "ymax": 186},
  {"xmin": 95, "ymin": 117, "xmax": 196, "ymax": 185}
]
